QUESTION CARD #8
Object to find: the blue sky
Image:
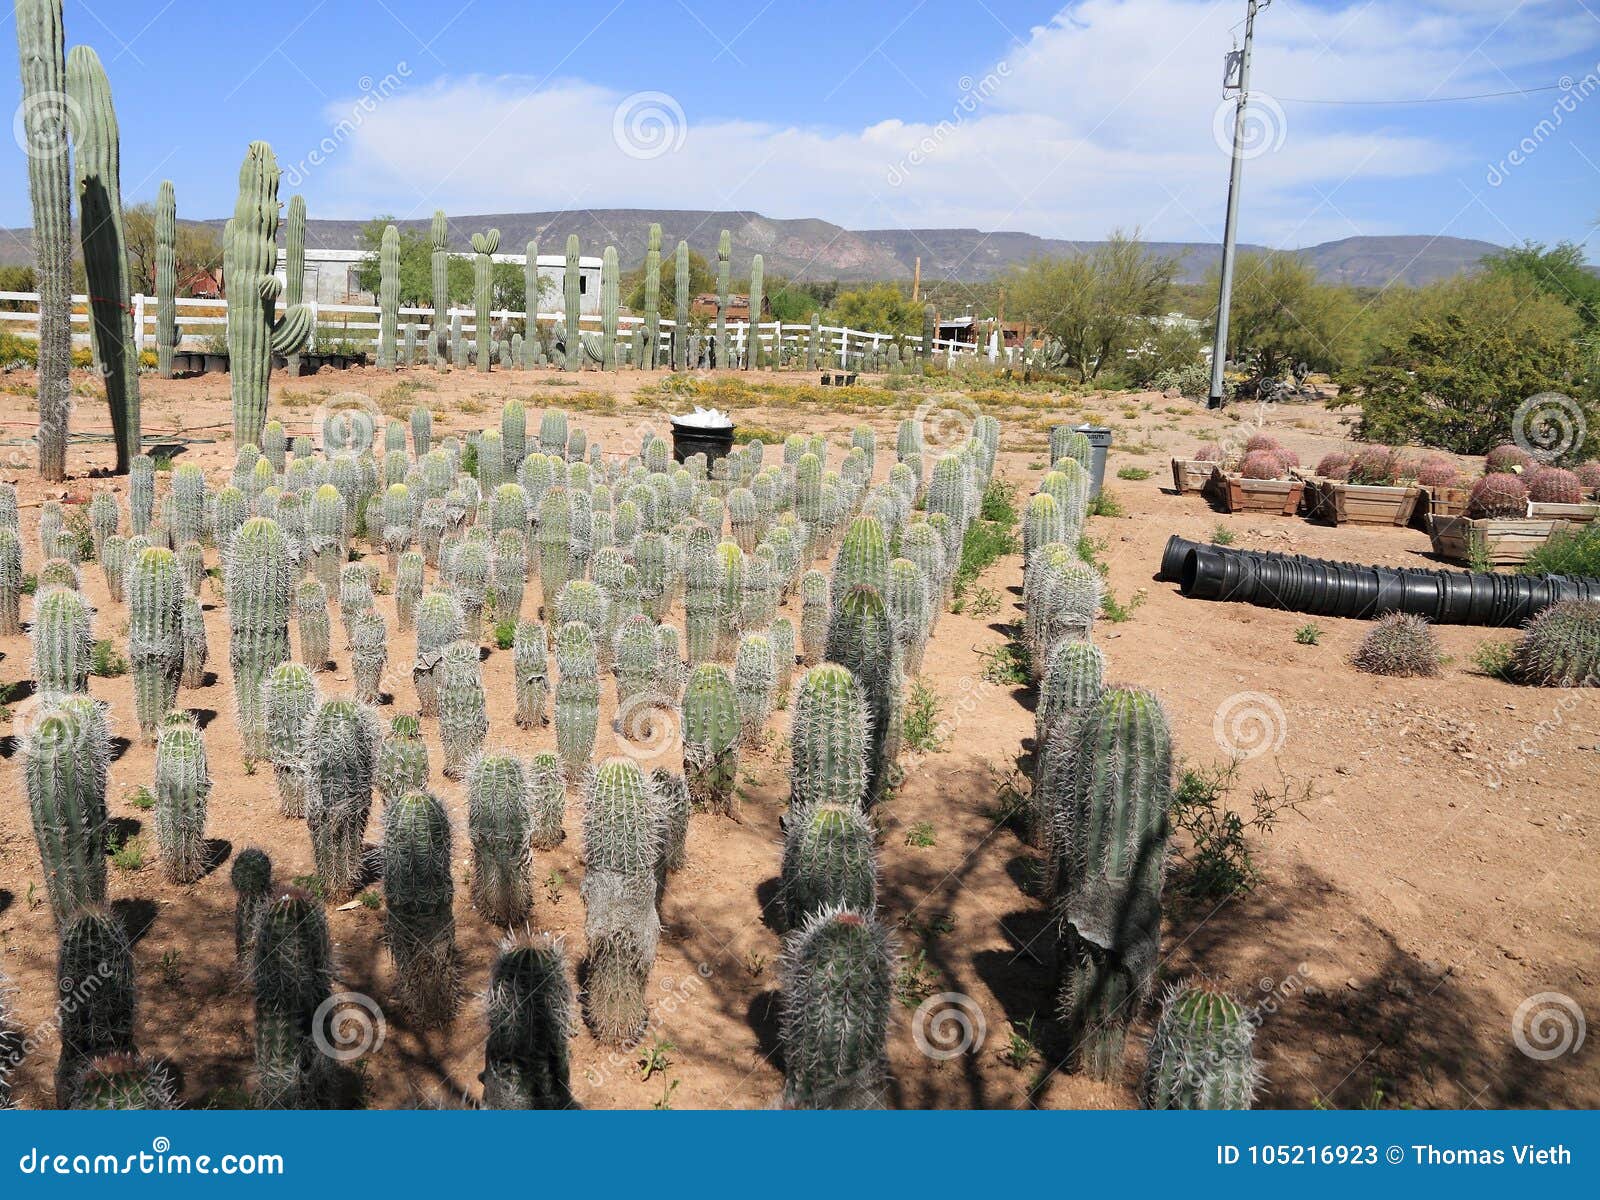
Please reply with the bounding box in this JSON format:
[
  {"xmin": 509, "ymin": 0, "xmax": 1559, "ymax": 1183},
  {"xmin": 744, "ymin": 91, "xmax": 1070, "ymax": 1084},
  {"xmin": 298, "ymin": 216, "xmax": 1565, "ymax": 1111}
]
[{"xmin": 5, "ymin": 0, "xmax": 1600, "ymax": 257}]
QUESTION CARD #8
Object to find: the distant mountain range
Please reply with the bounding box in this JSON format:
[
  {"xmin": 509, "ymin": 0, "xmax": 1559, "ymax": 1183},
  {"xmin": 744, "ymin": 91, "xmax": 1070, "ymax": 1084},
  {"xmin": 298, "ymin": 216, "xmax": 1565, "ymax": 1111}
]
[{"xmin": 0, "ymin": 208, "xmax": 1504, "ymax": 288}]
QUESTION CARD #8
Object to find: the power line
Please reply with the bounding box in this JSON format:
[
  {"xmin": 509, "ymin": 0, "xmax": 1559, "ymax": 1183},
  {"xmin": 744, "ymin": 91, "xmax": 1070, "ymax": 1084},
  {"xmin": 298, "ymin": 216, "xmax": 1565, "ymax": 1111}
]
[{"xmin": 1278, "ymin": 83, "xmax": 1569, "ymax": 105}]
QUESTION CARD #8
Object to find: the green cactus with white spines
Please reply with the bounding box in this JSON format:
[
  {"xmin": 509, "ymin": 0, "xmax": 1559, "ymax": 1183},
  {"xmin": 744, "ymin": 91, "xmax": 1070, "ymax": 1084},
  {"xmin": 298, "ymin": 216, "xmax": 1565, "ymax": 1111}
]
[
  {"xmin": 1023, "ymin": 490, "xmax": 1066, "ymax": 559},
  {"xmin": 409, "ymin": 405, "xmax": 434, "ymax": 458},
  {"xmin": 305, "ymin": 485, "xmax": 346, "ymax": 593},
  {"xmin": 226, "ymin": 518, "xmax": 291, "ymax": 756},
  {"xmin": 468, "ymin": 752, "xmax": 536, "ymax": 925},
  {"xmin": 1512, "ymin": 599, "xmax": 1600, "ymax": 686},
  {"xmin": 294, "ymin": 577, "xmax": 331, "ymax": 672},
  {"xmin": 180, "ymin": 594, "xmax": 208, "ymax": 690},
  {"xmin": 826, "ymin": 585, "xmax": 901, "ymax": 807},
  {"xmin": 467, "ymin": 227, "xmax": 501, "ymax": 373},
  {"xmin": 508, "ymin": 619, "xmax": 551, "ymax": 730},
  {"xmin": 27, "ymin": 707, "xmax": 108, "ymax": 926},
  {"xmin": 55, "ymin": 908, "xmax": 137, "ymax": 1102},
  {"xmin": 262, "ymin": 662, "xmax": 318, "ymax": 818},
  {"xmin": 437, "ymin": 640, "xmax": 488, "ymax": 779},
  {"xmin": 251, "ymin": 888, "xmax": 334, "ymax": 1108},
  {"xmin": 886, "ymin": 558, "xmax": 932, "ymax": 677},
  {"xmin": 97, "ymin": 529, "xmax": 129, "ymax": 607},
  {"xmin": 413, "ymin": 590, "xmax": 466, "ymax": 716},
  {"xmin": 734, "ymin": 632, "xmax": 777, "ymax": 745},
  {"xmin": 366, "ymin": 715, "xmax": 424, "ymax": 808},
  {"xmin": 780, "ymin": 906, "xmax": 893, "ymax": 1110},
  {"xmin": 554, "ymin": 621, "xmax": 600, "ymax": 772},
  {"xmin": 126, "ymin": 546, "xmax": 184, "ymax": 743},
  {"xmin": 926, "ymin": 452, "xmax": 969, "ymax": 534},
  {"xmin": 727, "ymin": 487, "xmax": 759, "ymax": 553},
  {"xmin": 0, "ymin": 528, "xmax": 29, "ymax": 627},
  {"xmin": 536, "ymin": 485, "xmax": 572, "ymax": 615},
  {"xmin": 580, "ymin": 757, "xmax": 662, "ymax": 1046},
  {"xmin": 229, "ymin": 847, "xmax": 273, "ymax": 964},
  {"xmin": 640, "ymin": 223, "xmax": 662, "ymax": 369},
  {"xmin": 88, "ymin": 488, "xmax": 119, "ymax": 559},
  {"xmin": 379, "ymin": 483, "xmax": 413, "ymax": 573},
  {"xmin": 382, "ymin": 790, "xmax": 458, "ymax": 1025},
  {"xmin": 681, "ymin": 663, "xmax": 741, "ymax": 817},
  {"xmin": 899, "ymin": 522, "xmax": 947, "ymax": 622},
  {"xmin": 304, "ymin": 699, "xmax": 379, "ymax": 899},
  {"xmin": 798, "ymin": 569, "xmax": 830, "ymax": 666},
  {"xmin": 336, "ymin": 561, "xmax": 373, "ymax": 651},
  {"xmin": 154, "ymin": 714, "xmax": 210, "ymax": 884},
  {"xmin": 713, "ymin": 229, "xmax": 732, "ymax": 366},
  {"xmin": 612, "ymin": 614, "xmax": 659, "ymax": 709},
  {"xmin": 650, "ymin": 766, "xmax": 690, "ymax": 876},
  {"xmin": 631, "ymin": 531, "xmax": 673, "ymax": 622},
  {"xmin": 788, "ymin": 662, "xmax": 869, "ymax": 817},
  {"xmin": 427, "ymin": 210, "xmax": 450, "ymax": 367},
  {"xmin": 1026, "ymin": 547, "xmax": 1101, "ymax": 671},
  {"xmin": 350, "ymin": 610, "xmax": 388, "ymax": 706},
  {"xmin": 32, "ymin": 585, "xmax": 93, "ymax": 697},
  {"xmin": 713, "ymin": 540, "xmax": 745, "ymax": 661},
  {"xmin": 653, "ymin": 622, "xmax": 686, "ymax": 701},
  {"xmin": 830, "ymin": 515, "xmax": 889, "ymax": 607},
  {"xmin": 781, "ymin": 803, "xmax": 877, "ymax": 932},
  {"xmin": 682, "ymin": 526, "xmax": 719, "ymax": 665},
  {"xmin": 490, "ymin": 481, "xmax": 527, "ymax": 539},
  {"xmin": 1049, "ymin": 688, "xmax": 1172, "ymax": 1081},
  {"xmin": 540, "ymin": 408, "xmax": 570, "ymax": 456},
  {"xmin": 600, "ymin": 245, "xmax": 620, "ymax": 368},
  {"xmin": 394, "ymin": 550, "xmax": 424, "ymax": 632},
  {"xmin": 491, "ymin": 529, "xmax": 528, "ymax": 625},
  {"xmin": 1141, "ymin": 984, "xmax": 1259, "ymax": 1110},
  {"xmin": 40, "ymin": 557, "xmax": 79, "ymax": 592},
  {"xmin": 213, "ymin": 485, "xmax": 248, "ymax": 553},
  {"xmin": 176, "ymin": 539, "xmax": 205, "ymax": 596},
  {"xmin": 377, "ymin": 223, "xmax": 400, "ymax": 369},
  {"xmin": 282, "ymin": 193, "xmax": 309, "ymax": 374},
  {"xmin": 556, "ymin": 579, "xmax": 609, "ymax": 651},
  {"xmin": 67, "ymin": 1053, "xmax": 175, "ymax": 1110},
  {"xmin": 520, "ymin": 750, "xmax": 565, "ymax": 851},
  {"xmin": 483, "ymin": 932, "xmax": 575, "ymax": 1109},
  {"xmin": 128, "ymin": 455, "xmax": 154, "ymax": 535}
]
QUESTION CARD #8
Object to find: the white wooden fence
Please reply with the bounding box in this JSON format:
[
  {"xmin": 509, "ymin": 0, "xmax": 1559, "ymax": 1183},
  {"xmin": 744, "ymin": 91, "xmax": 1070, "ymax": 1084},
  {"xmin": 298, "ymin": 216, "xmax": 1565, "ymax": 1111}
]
[{"xmin": 0, "ymin": 291, "xmax": 998, "ymax": 366}]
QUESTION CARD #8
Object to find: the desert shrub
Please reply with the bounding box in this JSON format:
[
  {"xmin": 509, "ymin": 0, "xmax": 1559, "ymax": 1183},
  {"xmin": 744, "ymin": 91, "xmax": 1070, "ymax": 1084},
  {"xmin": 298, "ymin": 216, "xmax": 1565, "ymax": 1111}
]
[
  {"xmin": 1521, "ymin": 521, "xmax": 1600, "ymax": 578},
  {"xmin": 1149, "ymin": 362, "xmax": 1211, "ymax": 398},
  {"xmin": 1467, "ymin": 473, "xmax": 1529, "ymax": 518},
  {"xmin": 1352, "ymin": 613, "xmax": 1443, "ymax": 677},
  {"xmin": 1526, "ymin": 466, "xmax": 1585, "ymax": 504},
  {"xmin": 1314, "ymin": 452, "xmax": 1352, "ymax": 480},
  {"xmin": 1512, "ymin": 599, "xmax": 1600, "ymax": 686}
]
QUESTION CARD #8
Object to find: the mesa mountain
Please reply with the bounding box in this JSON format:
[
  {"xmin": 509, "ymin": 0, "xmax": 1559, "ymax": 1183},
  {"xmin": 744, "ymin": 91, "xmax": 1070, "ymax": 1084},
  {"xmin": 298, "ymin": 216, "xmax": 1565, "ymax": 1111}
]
[{"xmin": 0, "ymin": 208, "xmax": 1501, "ymax": 288}]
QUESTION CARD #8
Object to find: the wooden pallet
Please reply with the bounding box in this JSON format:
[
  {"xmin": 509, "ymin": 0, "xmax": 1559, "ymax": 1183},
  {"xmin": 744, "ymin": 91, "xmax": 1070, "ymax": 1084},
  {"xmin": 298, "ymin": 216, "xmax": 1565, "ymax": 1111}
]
[
  {"xmin": 1428, "ymin": 515, "xmax": 1569, "ymax": 567},
  {"xmin": 1223, "ymin": 475, "xmax": 1304, "ymax": 516}
]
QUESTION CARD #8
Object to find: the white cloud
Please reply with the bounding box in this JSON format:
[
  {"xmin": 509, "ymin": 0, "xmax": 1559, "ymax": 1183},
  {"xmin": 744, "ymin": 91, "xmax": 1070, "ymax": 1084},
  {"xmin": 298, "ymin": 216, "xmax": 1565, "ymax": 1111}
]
[{"xmin": 302, "ymin": 0, "xmax": 1595, "ymax": 246}]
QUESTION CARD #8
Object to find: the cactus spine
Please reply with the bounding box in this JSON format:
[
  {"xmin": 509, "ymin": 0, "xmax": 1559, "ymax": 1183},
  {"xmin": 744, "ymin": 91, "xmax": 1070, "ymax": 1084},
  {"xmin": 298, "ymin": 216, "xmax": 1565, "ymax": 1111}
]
[
  {"xmin": 581, "ymin": 758, "xmax": 661, "ymax": 1046},
  {"xmin": 65, "ymin": 46, "xmax": 140, "ymax": 470},
  {"xmin": 780, "ymin": 907, "xmax": 893, "ymax": 1109},
  {"xmin": 383, "ymin": 791, "xmax": 458, "ymax": 1025},
  {"xmin": 377, "ymin": 223, "xmax": 399, "ymax": 370},
  {"xmin": 154, "ymin": 714, "xmax": 209, "ymax": 884},
  {"xmin": 305, "ymin": 699, "xmax": 378, "ymax": 899},
  {"xmin": 127, "ymin": 546, "xmax": 184, "ymax": 742}
]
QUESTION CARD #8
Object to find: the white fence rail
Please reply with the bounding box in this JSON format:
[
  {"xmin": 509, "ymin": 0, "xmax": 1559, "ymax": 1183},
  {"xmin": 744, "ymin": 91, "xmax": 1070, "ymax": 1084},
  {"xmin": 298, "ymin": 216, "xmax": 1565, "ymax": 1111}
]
[{"xmin": 0, "ymin": 291, "xmax": 997, "ymax": 366}]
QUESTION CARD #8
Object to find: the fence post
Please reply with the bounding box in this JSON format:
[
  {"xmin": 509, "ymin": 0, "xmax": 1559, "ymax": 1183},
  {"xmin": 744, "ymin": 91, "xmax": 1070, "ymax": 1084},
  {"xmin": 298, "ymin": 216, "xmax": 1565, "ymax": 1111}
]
[{"xmin": 132, "ymin": 293, "xmax": 145, "ymax": 351}]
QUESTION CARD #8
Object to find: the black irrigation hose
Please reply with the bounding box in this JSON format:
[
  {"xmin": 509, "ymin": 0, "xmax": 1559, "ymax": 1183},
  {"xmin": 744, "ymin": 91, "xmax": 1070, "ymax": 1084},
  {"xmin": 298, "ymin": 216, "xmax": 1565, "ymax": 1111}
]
[{"xmin": 1157, "ymin": 535, "xmax": 1600, "ymax": 627}]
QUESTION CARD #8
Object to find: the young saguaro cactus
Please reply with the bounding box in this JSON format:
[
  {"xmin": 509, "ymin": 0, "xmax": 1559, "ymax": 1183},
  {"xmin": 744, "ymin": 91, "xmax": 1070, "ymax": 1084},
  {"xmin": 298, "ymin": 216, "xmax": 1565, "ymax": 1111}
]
[
  {"xmin": 295, "ymin": 577, "xmax": 331, "ymax": 672},
  {"xmin": 230, "ymin": 848, "xmax": 273, "ymax": 964},
  {"xmin": 826, "ymin": 585, "xmax": 901, "ymax": 807},
  {"xmin": 383, "ymin": 790, "xmax": 458, "ymax": 1025},
  {"xmin": 581, "ymin": 758, "xmax": 662, "ymax": 1046},
  {"xmin": 27, "ymin": 705, "xmax": 109, "ymax": 925},
  {"xmin": 283, "ymin": 194, "xmax": 309, "ymax": 375},
  {"xmin": 438, "ymin": 641, "xmax": 489, "ymax": 779},
  {"xmin": 377, "ymin": 223, "xmax": 400, "ymax": 370},
  {"xmin": 304, "ymin": 699, "xmax": 379, "ymax": 899},
  {"xmin": 55, "ymin": 908, "xmax": 137, "ymax": 1103},
  {"xmin": 468, "ymin": 752, "xmax": 535, "ymax": 926},
  {"xmin": 527, "ymin": 750, "xmax": 567, "ymax": 850},
  {"xmin": 537, "ymin": 486, "xmax": 572, "ymax": 615},
  {"xmin": 780, "ymin": 803, "xmax": 877, "ymax": 932},
  {"xmin": 251, "ymin": 888, "xmax": 334, "ymax": 1108},
  {"xmin": 413, "ymin": 590, "xmax": 466, "ymax": 716},
  {"xmin": 0, "ymin": 527, "xmax": 25, "ymax": 635},
  {"xmin": 714, "ymin": 229, "xmax": 731, "ymax": 367},
  {"xmin": 681, "ymin": 663, "xmax": 741, "ymax": 818},
  {"xmin": 472, "ymin": 228, "xmax": 500, "ymax": 373},
  {"xmin": 601, "ymin": 245, "xmax": 619, "ymax": 369},
  {"xmin": 1051, "ymin": 688, "xmax": 1172, "ymax": 1081},
  {"xmin": 376, "ymin": 714, "xmax": 431, "ymax": 806},
  {"xmin": 1032, "ymin": 638, "xmax": 1106, "ymax": 850},
  {"xmin": 429, "ymin": 210, "xmax": 450, "ymax": 367},
  {"xmin": 554, "ymin": 621, "xmax": 600, "ymax": 772},
  {"xmin": 513, "ymin": 620, "xmax": 550, "ymax": 729},
  {"xmin": 483, "ymin": 932, "xmax": 575, "ymax": 1109},
  {"xmin": 127, "ymin": 546, "xmax": 184, "ymax": 743},
  {"xmin": 227, "ymin": 518, "xmax": 292, "ymax": 757},
  {"xmin": 180, "ymin": 594, "xmax": 208, "ymax": 691},
  {"xmin": 734, "ymin": 632, "xmax": 777, "ymax": 745},
  {"xmin": 350, "ymin": 610, "xmax": 388, "ymax": 706},
  {"xmin": 780, "ymin": 906, "xmax": 893, "ymax": 1110},
  {"xmin": 1141, "ymin": 984, "xmax": 1259, "ymax": 1110},
  {"xmin": 154, "ymin": 714, "xmax": 210, "ymax": 884},
  {"xmin": 563, "ymin": 235, "xmax": 583, "ymax": 371},
  {"xmin": 32, "ymin": 585, "xmax": 93, "ymax": 697},
  {"xmin": 788, "ymin": 663, "xmax": 869, "ymax": 817}
]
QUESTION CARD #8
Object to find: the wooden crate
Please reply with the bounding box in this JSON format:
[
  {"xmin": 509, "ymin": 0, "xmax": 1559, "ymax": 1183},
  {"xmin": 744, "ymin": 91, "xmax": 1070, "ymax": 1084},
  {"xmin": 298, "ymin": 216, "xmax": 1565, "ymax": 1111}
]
[
  {"xmin": 1428, "ymin": 515, "xmax": 1569, "ymax": 567},
  {"xmin": 1171, "ymin": 457, "xmax": 1225, "ymax": 494},
  {"xmin": 1314, "ymin": 482, "xmax": 1421, "ymax": 526},
  {"xmin": 1418, "ymin": 485, "xmax": 1471, "ymax": 522},
  {"xmin": 1529, "ymin": 501, "xmax": 1600, "ymax": 525},
  {"xmin": 1222, "ymin": 475, "xmax": 1304, "ymax": 516}
]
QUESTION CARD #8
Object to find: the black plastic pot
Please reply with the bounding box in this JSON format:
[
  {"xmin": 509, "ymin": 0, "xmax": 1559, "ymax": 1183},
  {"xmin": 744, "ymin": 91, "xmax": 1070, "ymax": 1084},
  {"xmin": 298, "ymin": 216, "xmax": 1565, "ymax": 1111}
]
[
  {"xmin": 671, "ymin": 420, "xmax": 735, "ymax": 465},
  {"xmin": 1163, "ymin": 534, "xmax": 1599, "ymax": 627}
]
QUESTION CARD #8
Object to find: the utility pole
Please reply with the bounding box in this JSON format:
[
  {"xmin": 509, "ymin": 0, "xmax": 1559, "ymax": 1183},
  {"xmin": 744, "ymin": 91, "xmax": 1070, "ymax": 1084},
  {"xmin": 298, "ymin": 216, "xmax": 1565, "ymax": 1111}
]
[
  {"xmin": 912, "ymin": 256, "xmax": 922, "ymax": 302},
  {"xmin": 1208, "ymin": 0, "xmax": 1268, "ymax": 409}
]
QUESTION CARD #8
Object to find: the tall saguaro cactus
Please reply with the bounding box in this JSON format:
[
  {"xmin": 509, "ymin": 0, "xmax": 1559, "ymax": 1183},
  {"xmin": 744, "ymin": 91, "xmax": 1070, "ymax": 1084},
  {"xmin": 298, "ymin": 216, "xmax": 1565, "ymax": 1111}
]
[
  {"xmin": 673, "ymin": 239, "xmax": 689, "ymax": 369},
  {"xmin": 283, "ymin": 194, "xmax": 307, "ymax": 374},
  {"xmin": 563, "ymin": 234, "xmax": 581, "ymax": 371},
  {"xmin": 714, "ymin": 229, "xmax": 731, "ymax": 368},
  {"xmin": 377, "ymin": 223, "xmax": 399, "ymax": 370},
  {"xmin": 224, "ymin": 142, "xmax": 312, "ymax": 448},
  {"xmin": 521, "ymin": 238, "xmax": 540, "ymax": 368},
  {"xmin": 430, "ymin": 210, "xmax": 449, "ymax": 368},
  {"xmin": 472, "ymin": 228, "xmax": 499, "ymax": 372},
  {"xmin": 747, "ymin": 254, "xmax": 763, "ymax": 370},
  {"xmin": 66, "ymin": 45, "xmax": 140, "ymax": 472},
  {"xmin": 642, "ymin": 224, "xmax": 661, "ymax": 370},
  {"xmin": 155, "ymin": 181, "xmax": 178, "ymax": 378},
  {"xmin": 601, "ymin": 245, "xmax": 619, "ymax": 369},
  {"xmin": 16, "ymin": 0, "xmax": 73, "ymax": 481}
]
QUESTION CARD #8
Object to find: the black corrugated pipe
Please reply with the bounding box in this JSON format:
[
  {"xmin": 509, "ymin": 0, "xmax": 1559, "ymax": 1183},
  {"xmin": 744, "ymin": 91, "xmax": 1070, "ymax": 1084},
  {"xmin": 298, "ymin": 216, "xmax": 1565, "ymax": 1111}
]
[{"xmin": 1159, "ymin": 534, "xmax": 1600, "ymax": 627}]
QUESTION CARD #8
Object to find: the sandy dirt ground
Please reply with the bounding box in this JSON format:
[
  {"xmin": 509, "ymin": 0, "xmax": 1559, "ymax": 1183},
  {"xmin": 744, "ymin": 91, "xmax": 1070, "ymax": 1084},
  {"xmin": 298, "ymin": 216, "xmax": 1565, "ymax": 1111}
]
[{"xmin": 0, "ymin": 361, "xmax": 1593, "ymax": 1110}]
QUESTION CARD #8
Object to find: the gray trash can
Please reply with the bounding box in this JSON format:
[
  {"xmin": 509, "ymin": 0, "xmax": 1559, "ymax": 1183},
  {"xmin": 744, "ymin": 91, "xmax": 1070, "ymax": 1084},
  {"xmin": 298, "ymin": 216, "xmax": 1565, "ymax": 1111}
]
[{"xmin": 1075, "ymin": 424, "xmax": 1112, "ymax": 499}]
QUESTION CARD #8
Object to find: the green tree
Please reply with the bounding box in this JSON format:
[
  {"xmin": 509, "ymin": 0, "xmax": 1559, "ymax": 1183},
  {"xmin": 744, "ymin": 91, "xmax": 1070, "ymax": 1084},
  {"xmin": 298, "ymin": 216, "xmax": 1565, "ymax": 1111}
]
[
  {"xmin": 827, "ymin": 284, "xmax": 919, "ymax": 338},
  {"xmin": 1481, "ymin": 240, "xmax": 1600, "ymax": 329},
  {"xmin": 625, "ymin": 247, "xmax": 712, "ymax": 311},
  {"xmin": 1209, "ymin": 250, "xmax": 1358, "ymax": 383},
  {"xmin": 122, "ymin": 202, "xmax": 222, "ymax": 295},
  {"xmin": 1333, "ymin": 272, "xmax": 1593, "ymax": 456},
  {"xmin": 1003, "ymin": 231, "xmax": 1178, "ymax": 382}
]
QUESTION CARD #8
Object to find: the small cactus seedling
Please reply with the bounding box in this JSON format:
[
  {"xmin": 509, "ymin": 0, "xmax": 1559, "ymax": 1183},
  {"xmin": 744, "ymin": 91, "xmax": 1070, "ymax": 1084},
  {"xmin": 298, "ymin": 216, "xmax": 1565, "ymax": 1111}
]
[
  {"xmin": 580, "ymin": 758, "xmax": 661, "ymax": 1046},
  {"xmin": 482, "ymin": 933, "xmax": 575, "ymax": 1109},
  {"xmin": 1141, "ymin": 984, "xmax": 1259, "ymax": 1110},
  {"xmin": 383, "ymin": 791, "xmax": 458, "ymax": 1026},
  {"xmin": 780, "ymin": 906, "xmax": 893, "ymax": 1110}
]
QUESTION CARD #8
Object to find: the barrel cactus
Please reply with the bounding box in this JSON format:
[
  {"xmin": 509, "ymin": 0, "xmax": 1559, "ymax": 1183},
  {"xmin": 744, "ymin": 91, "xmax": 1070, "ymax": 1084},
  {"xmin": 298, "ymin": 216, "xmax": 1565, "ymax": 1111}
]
[
  {"xmin": 304, "ymin": 699, "xmax": 379, "ymax": 899},
  {"xmin": 1513, "ymin": 599, "xmax": 1600, "ymax": 687},
  {"xmin": 681, "ymin": 663, "xmax": 741, "ymax": 817},
  {"xmin": 580, "ymin": 758, "xmax": 661, "ymax": 1046},
  {"xmin": 780, "ymin": 906, "xmax": 893, "ymax": 1110},
  {"xmin": 1141, "ymin": 984, "xmax": 1259, "ymax": 1110},
  {"xmin": 1352, "ymin": 613, "xmax": 1443, "ymax": 678},
  {"xmin": 483, "ymin": 932, "xmax": 575, "ymax": 1109},
  {"xmin": 383, "ymin": 790, "xmax": 458, "ymax": 1025}
]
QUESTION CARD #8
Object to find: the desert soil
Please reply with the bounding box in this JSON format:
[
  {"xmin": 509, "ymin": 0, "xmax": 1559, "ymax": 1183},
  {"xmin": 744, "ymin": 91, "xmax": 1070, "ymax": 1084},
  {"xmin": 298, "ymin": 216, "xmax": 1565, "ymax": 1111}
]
[{"xmin": 0, "ymin": 363, "xmax": 1593, "ymax": 1110}]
